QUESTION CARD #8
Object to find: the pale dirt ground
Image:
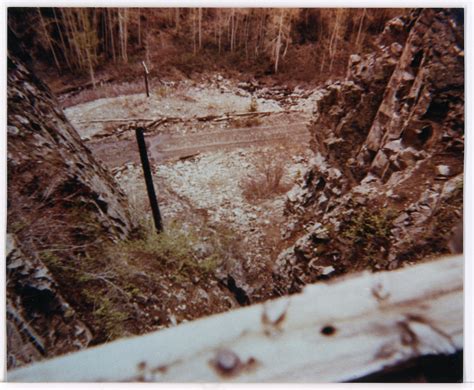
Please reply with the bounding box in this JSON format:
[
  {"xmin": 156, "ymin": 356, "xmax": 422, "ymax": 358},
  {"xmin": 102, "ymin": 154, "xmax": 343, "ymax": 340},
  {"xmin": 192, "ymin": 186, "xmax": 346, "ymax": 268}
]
[{"xmin": 65, "ymin": 76, "xmax": 283, "ymax": 140}]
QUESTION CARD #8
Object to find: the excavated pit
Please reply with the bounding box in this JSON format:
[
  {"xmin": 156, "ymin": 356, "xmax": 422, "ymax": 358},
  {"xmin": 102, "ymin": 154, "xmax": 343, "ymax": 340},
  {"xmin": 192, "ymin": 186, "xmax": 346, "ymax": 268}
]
[{"xmin": 64, "ymin": 77, "xmax": 317, "ymax": 302}]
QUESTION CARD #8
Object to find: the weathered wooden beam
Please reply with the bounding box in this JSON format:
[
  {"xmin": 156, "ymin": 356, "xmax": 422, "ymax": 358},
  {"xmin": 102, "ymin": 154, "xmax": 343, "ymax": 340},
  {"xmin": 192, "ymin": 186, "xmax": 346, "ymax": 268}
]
[{"xmin": 7, "ymin": 255, "xmax": 463, "ymax": 382}]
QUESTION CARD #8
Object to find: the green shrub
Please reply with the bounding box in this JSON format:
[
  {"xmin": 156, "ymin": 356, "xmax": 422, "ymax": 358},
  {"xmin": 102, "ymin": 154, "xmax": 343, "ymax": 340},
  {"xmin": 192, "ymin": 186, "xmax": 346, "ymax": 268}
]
[
  {"xmin": 92, "ymin": 296, "xmax": 128, "ymax": 341},
  {"xmin": 116, "ymin": 220, "xmax": 221, "ymax": 280},
  {"xmin": 39, "ymin": 250, "xmax": 61, "ymax": 268},
  {"xmin": 343, "ymin": 207, "xmax": 394, "ymax": 243},
  {"xmin": 341, "ymin": 207, "xmax": 396, "ymax": 270}
]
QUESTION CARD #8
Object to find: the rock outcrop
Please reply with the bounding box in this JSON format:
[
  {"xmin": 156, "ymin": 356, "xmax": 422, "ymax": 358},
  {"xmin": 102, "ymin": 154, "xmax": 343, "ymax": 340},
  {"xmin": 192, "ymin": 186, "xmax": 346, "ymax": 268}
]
[
  {"xmin": 274, "ymin": 9, "xmax": 464, "ymax": 294},
  {"xmin": 7, "ymin": 54, "xmax": 135, "ymax": 368},
  {"xmin": 6, "ymin": 234, "xmax": 92, "ymax": 368}
]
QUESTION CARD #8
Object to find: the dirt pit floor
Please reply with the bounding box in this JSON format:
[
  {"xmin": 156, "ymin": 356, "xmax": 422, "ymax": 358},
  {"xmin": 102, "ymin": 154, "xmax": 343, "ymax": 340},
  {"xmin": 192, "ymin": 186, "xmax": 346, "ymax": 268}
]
[{"xmin": 65, "ymin": 75, "xmax": 316, "ymax": 298}]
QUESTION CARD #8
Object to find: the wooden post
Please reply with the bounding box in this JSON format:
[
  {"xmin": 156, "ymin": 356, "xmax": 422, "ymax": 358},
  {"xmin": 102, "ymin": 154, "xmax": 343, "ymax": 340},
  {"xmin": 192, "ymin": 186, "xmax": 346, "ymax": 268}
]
[
  {"xmin": 135, "ymin": 127, "xmax": 162, "ymax": 233},
  {"xmin": 142, "ymin": 61, "xmax": 150, "ymax": 97}
]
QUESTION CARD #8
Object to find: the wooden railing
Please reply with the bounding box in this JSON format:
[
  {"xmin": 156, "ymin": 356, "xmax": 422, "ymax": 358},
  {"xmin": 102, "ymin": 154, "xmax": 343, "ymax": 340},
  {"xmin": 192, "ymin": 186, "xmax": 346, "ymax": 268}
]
[{"xmin": 8, "ymin": 255, "xmax": 463, "ymax": 382}]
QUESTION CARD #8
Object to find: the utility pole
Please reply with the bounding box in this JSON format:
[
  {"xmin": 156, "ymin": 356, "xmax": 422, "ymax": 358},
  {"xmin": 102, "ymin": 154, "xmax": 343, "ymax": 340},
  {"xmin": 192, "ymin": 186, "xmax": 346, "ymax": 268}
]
[{"xmin": 135, "ymin": 127, "xmax": 163, "ymax": 233}]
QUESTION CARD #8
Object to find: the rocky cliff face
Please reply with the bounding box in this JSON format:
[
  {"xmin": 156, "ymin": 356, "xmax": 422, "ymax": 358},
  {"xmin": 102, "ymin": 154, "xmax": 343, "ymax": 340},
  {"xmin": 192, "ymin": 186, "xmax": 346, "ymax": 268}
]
[
  {"xmin": 6, "ymin": 234, "xmax": 92, "ymax": 368},
  {"xmin": 274, "ymin": 9, "xmax": 464, "ymax": 294},
  {"xmin": 7, "ymin": 55, "xmax": 135, "ymax": 368}
]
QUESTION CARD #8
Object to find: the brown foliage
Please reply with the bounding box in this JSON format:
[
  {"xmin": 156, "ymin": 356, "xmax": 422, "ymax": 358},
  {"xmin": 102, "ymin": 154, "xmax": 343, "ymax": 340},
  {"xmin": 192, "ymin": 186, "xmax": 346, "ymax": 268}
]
[{"xmin": 240, "ymin": 153, "xmax": 291, "ymax": 202}]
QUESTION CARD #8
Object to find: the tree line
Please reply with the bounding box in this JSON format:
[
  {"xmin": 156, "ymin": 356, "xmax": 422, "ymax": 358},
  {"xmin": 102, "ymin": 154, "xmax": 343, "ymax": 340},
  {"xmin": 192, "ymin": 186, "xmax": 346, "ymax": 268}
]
[{"xmin": 8, "ymin": 8, "xmax": 406, "ymax": 84}]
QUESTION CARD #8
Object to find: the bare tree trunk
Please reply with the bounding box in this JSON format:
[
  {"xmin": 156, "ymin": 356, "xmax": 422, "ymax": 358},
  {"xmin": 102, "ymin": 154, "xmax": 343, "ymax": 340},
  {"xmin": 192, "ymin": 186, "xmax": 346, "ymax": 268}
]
[
  {"xmin": 78, "ymin": 9, "xmax": 96, "ymax": 89},
  {"xmin": 175, "ymin": 8, "xmax": 180, "ymax": 32},
  {"xmin": 86, "ymin": 49, "xmax": 96, "ymax": 89},
  {"xmin": 198, "ymin": 8, "xmax": 202, "ymax": 50},
  {"xmin": 282, "ymin": 37, "xmax": 289, "ymax": 59},
  {"xmin": 123, "ymin": 8, "xmax": 129, "ymax": 63},
  {"xmin": 218, "ymin": 13, "xmax": 222, "ymax": 54},
  {"xmin": 102, "ymin": 8, "xmax": 108, "ymax": 56},
  {"xmin": 282, "ymin": 14, "xmax": 291, "ymax": 60},
  {"xmin": 233, "ymin": 12, "xmax": 239, "ymax": 50},
  {"xmin": 319, "ymin": 47, "xmax": 326, "ymax": 73},
  {"xmin": 256, "ymin": 10, "xmax": 266, "ymax": 57},
  {"xmin": 52, "ymin": 8, "xmax": 72, "ymax": 71},
  {"xmin": 138, "ymin": 8, "xmax": 141, "ymax": 47},
  {"xmin": 145, "ymin": 33, "xmax": 150, "ymax": 66},
  {"xmin": 244, "ymin": 14, "xmax": 249, "ymax": 60},
  {"xmin": 274, "ymin": 9, "xmax": 284, "ymax": 74},
  {"xmin": 118, "ymin": 9, "xmax": 124, "ymax": 61},
  {"xmin": 192, "ymin": 9, "xmax": 197, "ymax": 55},
  {"xmin": 62, "ymin": 8, "xmax": 85, "ymax": 70},
  {"xmin": 118, "ymin": 8, "xmax": 128, "ymax": 63},
  {"xmin": 37, "ymin": 8, "xmax": 61, "ymax": 72},
  {"xmin": 92, "ymin": 9, "xmax": 98, "ymax": 59},
  {"xmin": 108, "ymin": 9, "xmax": 116, "ymax": 63},
  {"xmin": 255, "ymin": 13, "xmax": 262, "ymax": 56},
  {"xmin": 355, "ymin": 8, "xmax": 366, "ymax": 50},
  {"xmin": 328, "ymin": 9, "xmax": 341, "ymax": 73},
  {"xmin": 230, "ymin": 8, "xmax": 235, "ymax": 52},
  {"xmin": 328, "ymin": 15, "xmax": 335, "ymax": 59}
]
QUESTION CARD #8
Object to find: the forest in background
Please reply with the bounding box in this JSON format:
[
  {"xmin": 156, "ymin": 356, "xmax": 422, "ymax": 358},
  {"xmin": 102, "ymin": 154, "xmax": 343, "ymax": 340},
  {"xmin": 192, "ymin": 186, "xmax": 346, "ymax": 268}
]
[{"xmin": 8, "ymin": 8, "xmax": 407, "ymax": 86}]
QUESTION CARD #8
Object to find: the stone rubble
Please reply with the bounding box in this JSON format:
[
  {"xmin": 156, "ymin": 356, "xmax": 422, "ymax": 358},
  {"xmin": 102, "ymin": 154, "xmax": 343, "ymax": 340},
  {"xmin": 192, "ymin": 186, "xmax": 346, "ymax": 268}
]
[{"xmin": 115, "ymin": 146, "xmax": 312, "ymax": 298}]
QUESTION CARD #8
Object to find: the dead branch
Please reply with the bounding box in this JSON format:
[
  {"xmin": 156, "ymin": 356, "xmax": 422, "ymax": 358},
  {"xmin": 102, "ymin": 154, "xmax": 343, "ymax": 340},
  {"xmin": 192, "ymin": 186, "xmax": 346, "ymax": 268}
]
[{"xmin": 75, "ymin": 109, "xmax": 304, "ymax": 125}]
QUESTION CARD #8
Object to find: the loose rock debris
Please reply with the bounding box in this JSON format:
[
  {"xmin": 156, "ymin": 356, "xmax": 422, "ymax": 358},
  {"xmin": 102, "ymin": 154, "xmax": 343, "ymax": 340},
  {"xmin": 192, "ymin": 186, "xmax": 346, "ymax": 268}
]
[{"xmin": 113, "ymin": 146, "xmax": 312, "ymax": 299}]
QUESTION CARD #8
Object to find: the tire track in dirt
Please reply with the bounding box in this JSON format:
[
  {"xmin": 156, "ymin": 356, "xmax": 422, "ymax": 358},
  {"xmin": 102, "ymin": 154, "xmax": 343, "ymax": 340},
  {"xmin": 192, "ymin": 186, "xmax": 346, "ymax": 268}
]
[{"xmin": 88, "ymin": 122, "xmax": 310, "ymax": 168}]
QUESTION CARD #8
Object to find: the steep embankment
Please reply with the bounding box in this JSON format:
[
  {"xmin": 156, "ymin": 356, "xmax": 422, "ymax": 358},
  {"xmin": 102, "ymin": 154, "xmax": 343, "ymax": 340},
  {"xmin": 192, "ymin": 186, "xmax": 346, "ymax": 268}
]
[
  {"xmin": 274, "ymin": 9, "xmax": 464, "ymax": 293},
  {"xmin": 7, "ymin": 55, "xmax": 135, "ymax": 368}
]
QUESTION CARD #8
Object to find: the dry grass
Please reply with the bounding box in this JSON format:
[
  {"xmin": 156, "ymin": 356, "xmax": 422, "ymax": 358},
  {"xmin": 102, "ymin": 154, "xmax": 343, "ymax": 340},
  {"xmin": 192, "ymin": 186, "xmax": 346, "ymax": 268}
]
[
  {"xmin": 155, "ymin": 86, "xmax": 169, "ymax": 97},
  {"xmin": 248, "ymin": 96, "xmax": 258, "ymax": 112},
  {"xmin": 240, "ymin": 152, "xmax": 291, "ymax": 202},
  {"xmin": 231, "ymin": 96, "xmax": 261, "ymax": 127},
  {"xmin": 233, "ymin": 117, "xmax": 263, "ymax": 128},
  {"xmin": 35, "ymin": 210, "xmax": 231, "ymax": 342},
  {"xmin": 121, "ymin": 96, "xmax": 149, "ymax": 116},
  {"xmin": 114, "ymin": 219, "xmax": 221, "ymax": 283}
]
